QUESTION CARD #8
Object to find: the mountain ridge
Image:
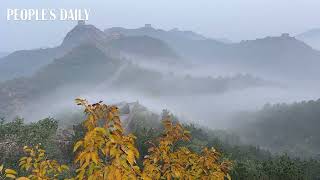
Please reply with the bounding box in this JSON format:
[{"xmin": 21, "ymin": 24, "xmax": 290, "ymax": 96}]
[
  {"xmin": 0, "ymin": 23, "xmax": 180, "ymax": 82},
  {"xmin": 104, "ymin": 24, "xmax": 209, "ymax": 41},
  {"xmin": 0, "ymin": 43, "xmax": 267, "ymax": 119}
]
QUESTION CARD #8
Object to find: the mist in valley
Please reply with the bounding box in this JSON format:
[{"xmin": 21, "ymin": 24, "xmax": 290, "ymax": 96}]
[{"xmin": 14, "ymin": 55, "xmax": 320, "ymax": 131}]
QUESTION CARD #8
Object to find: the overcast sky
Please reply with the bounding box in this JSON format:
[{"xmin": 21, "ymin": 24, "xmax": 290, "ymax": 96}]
[{"xmin": 1, "ymin": 0, "xmax": 320, "ymax": 52}]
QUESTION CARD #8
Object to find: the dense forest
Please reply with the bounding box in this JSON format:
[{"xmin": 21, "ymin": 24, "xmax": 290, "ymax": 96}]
[{"xmin": 234, "ymin": 99, "xmax": 320, "ymax": 158}]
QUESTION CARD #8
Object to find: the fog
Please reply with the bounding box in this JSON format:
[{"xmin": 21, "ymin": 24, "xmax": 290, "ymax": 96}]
[
  {"xmin": 18, "ymin": 84, "xmax": 320, "ymax": 129},
  {"xmin": 14, "ymin": 56, "xmax": 320, "ymax": 131}
]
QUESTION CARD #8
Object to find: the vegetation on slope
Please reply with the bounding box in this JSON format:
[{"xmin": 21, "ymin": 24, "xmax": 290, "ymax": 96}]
[
  {"xmin": 0, "ymin": 99, "xmax": 231, "ymax": 179},
  {"xmin": 0, "ymin": 99, "xmax": 320, "ymax": 179},
  {"xmin": 235, "ymin": 99, "xmax": 320, "ymax": 158}
]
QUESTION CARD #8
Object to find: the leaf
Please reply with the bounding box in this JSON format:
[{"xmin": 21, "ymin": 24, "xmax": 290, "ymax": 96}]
[
  {"xmin": 73, "ymin": 141, "xmax": 83, "ymax": 152},
  {"xmin": 61, "ymin": 165, "xmax": 69, "ymax": 170},
  {"xmin": 127, "ymin": 150, "xmax": 135, "ymax": 165},
  {"xmin": 91, "ymin": 152, "xmax": 99, "ymax": 164},
  {"xmin": 38, "ymin": 153, "xmax": 45, "ymax": 159},
  {"xmin": 94, "ymin": 127, "xmax": 107, "ymax": 134},
  {"xmin": 0, "ymin": 164, "xmax": 3, "ymax": 172},
  {"xmin": 227, "ymin": 174, "xmax": 231, "ymax": 180},
  {"xmin": 110, "ymin": 147, "xmax": 117, "ymax": 157},
  {"xmin": 19, "ymin": 157, "xmax": 27, "ymax": 161},
  {"xmin": 5, "ymin": 169, "xmax": 17, "ymax": 175},
  {"xmin": 16, "ymin": 177, "xmax": 30, "ymax": 180},
  {"xmin": 19, "ymin": 160, "xmax": 26, "ymax": 166},
  {"xmin": 5, "ymin": 174, "xmax": 16, "ymax": 179}
]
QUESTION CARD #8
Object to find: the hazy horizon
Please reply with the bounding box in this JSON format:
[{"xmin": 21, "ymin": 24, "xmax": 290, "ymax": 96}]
[{"xmin": 1, "ymin": 0, "xmax": 320, "ymax": 52}]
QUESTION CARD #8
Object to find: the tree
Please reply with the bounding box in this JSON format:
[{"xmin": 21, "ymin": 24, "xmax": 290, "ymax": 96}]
[{"xmin": 1, "ymin": 99, "xmax": 232, "ymax": 180}]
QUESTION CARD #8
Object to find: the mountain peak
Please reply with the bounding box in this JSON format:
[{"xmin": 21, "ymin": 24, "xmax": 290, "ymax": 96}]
[{"xmin": 61, "ymin": 22, "xmax": 107, "ymax": 49}]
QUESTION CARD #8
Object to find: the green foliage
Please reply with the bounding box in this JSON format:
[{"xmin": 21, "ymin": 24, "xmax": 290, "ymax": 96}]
[
  {"xmin": 235, "ymin": 99, "xmax": 320, "ymax": 158},
  {"xmin": 0, "ymin": 118, "xmax": 60, "ymax": 168},
  {"xmin": 1, "ymin": 102, "xmax": 320, "ymax": 179},
  {"xmin": 0, "ymin": 117, "xmax": 58, "ymax": 144}
]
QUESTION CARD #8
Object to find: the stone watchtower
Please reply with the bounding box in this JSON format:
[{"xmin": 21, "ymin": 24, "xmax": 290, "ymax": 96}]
[
  {"xmin": 78, "ymin": 20, "xmax": 86, "ymax": 25},
  {"xmin": 144, "ymin": 24, "xmax": 152, "ymax": 28}
]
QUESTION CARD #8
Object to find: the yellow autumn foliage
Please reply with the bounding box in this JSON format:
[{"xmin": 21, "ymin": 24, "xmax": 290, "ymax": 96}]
[
  {"xmin": 73, "ymin": 98, "xmax": 141, "ymax": 180},
  {"xmin": 0, "ymin": 145, "xmax": 69, "ymax": 180},
  {"xmin": 0, "ymin": 98, "xmax": 232, "ymax": 180},
  {"xmin": 142, "ymin": 118, "xmax": 232, "ymax": 180}
]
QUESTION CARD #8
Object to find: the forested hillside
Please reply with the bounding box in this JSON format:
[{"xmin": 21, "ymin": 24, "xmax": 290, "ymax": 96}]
[
  {"xmin": 1, "ymin": 99, "xmax": 320, "ymax": 179},
  {"xmin": 234, "ymin": 99, "xmax": 320, "ymax": 158}
]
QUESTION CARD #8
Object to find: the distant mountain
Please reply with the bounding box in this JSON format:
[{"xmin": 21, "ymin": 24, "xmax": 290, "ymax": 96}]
[
  {"xmin": 0, "ymin": 47, "xmax": 67, "ymax": 82},
  {"xmin": 0, "ymin": 22, "xmax": 107, "ymax": 82},
  {"xmin": 62, "ymin": 22, "xmax": 180, "ymax": 59},
  {"xmin": 167, "ymin": 33, "xmax": 320, "ymax": 80},
  {"xmin": 0, "ymin": 44, "xmax": 121, "ymax": 117},
  {"xmin": 31, "ymin": 45, "xmax": 120, "ymax": 90},
  {"xmin": 107, "ymin": 36, "xmax": 179, "ymax": 59},
  {"xmin": 0, "ymin": 21, "xmax": 106, "ymax": 82},
  {"xmin": 2, "ymin": 22, "xmax": 319, "ymax": 83},
  {"xmin": 108, "ymin": 26, "xmax": 320, "ymax": 79},
  {"xmin": 61, "ymin": 22, "xmax": 108, "ymax": 49},
  {"xmin": 103, "ymin": 25, "xmax": 236, "ymax": 61},
  {"xmin": 0, "ymin": 22, "xmax": 180, "ymax": 82},
  {"xmin": 104, "ymin": 24, "xmax": 208, "ymax": 42},
  {"xmin": 0, "ymin": 44, "xmax": 267, "ymax": 118},
  {"xmin": 227, "ymin": 34, "xmax": 320, "ymax": 78},
  {"xmin": 296, "ymin": 29, "xmax": 320, "ymax": 50}
]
